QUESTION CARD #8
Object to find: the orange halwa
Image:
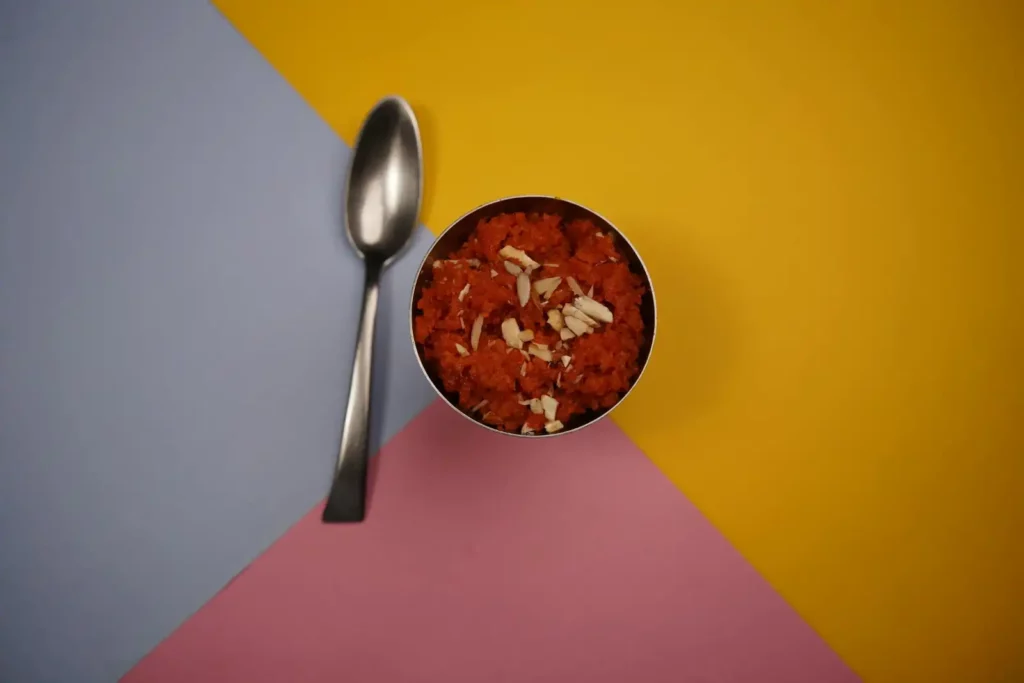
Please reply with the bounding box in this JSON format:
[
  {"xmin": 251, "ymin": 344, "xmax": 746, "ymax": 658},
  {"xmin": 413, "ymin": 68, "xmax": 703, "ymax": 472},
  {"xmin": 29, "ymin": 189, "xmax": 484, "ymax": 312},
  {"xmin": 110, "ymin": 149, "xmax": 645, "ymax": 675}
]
[{"xmin": 414, "ymin": 212, "xmax": 646, "ymax": 434}]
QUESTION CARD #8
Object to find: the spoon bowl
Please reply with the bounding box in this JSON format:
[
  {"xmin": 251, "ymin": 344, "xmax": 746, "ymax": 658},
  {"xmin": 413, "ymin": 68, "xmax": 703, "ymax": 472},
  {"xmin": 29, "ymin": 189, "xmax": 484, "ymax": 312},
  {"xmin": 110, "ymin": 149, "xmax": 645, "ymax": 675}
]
[
  {"xmin": 345, "ymin": 97, "xmax": 423, "ymax": 261},
  {"xmin": 323, "ymin": 96, "xmax": 422, "ymax": 523}
]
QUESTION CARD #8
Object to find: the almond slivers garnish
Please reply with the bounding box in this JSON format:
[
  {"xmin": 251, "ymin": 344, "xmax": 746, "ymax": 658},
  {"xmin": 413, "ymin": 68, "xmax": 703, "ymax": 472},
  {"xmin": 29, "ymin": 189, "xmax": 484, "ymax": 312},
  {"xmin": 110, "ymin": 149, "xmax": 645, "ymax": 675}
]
[
  {"xmin": 501, "ymin": 318, "xmax": 523, "ymax": 349},
  {"xmin": 563, "ymin": 304, "xmax": 598, "ymax": 327},
  {"xmin": 499, "ymin": 245, "xmax": 540, "ymax": 272},
  {"xmin": 516, "ymin": 272, "xmax": 530, "ymax": 307},
  {"xmin": 561, "ymin": 355, "xmax": 571, "ymax": 367},
  {"xmin": 490, "ymin": 268, "xmax": 499, "ymax": 277},
  {"xmin": 470, "ymin": 315, "xmax": 484, "ymax": 351},
  {"xmin": 544, "ymin": 420, "xmax": 564, "ymax": 433},
  {"xmin": 556, "ymin": 372, "xmax": 562, "ymax": 388},
  {"xmin": 540, "ymin": 395, "xmax": 558, "ymax": 421},
  {"xmin": 567, "ymin": 276, "xmax": 585, "ymax": 297},
  {"xmin": 503, "ymin": 260, "xmax": 522, "ymax": 276},
  {"xmin": 467, "ymin": 258, "xmax": 481, "ymax": 267},
  {"xmin": 559, "ymin": 327, "xmax": 576, "ymax": 340},
  {"xmin": 528, "ymin": 344, "xmax": 553, "ymax": 362},
  {"xmin": 573, "ymin": 296, "xmax": 613, "ymax": 323},
  {"xmin": 532, "ymin": 277, "xmax": 562, "ymax": 298},
  {"xmin": 521, "ymin": 423, "xmax": 535, "ymax": 435},
  {"xmin": 587, "ymin": 285, "xmax": 594, "ymax": 298},
  {"xmin": 519, "ymin": 329, "xmax": 534, "ymax": 342},
  {"xmin": 520, "ymin": 361, "xmax": 527, "ymax": 377},
  {"xmin": 458, "ymin": 283, "xmax": 471, "ymax": 302},
  {"xmin": 530, "ymin": 288, "xmax": 545, "ymax": 311},
  {"xmin": 563, "ymin": 315, "xmax": 591, "ymax": 337},
  {"xmin": 470, "ymin": 399, "xmax": 488, "ymax": 412},
  {"xmin": 455, "ymin": 343, "xmax": 469, "ymax": 357},
  {"xmin": 547, "ymin": 309, "xmax": 564, "ymax": 332}
]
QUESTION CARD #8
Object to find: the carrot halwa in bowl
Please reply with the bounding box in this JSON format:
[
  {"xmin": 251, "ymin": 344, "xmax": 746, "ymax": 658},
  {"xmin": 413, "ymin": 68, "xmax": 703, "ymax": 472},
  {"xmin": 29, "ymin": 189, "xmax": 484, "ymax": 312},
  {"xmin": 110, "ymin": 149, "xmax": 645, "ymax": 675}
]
[{"xmin": 410, "ymin": 196, "xmax": 656, "ymax": 437}]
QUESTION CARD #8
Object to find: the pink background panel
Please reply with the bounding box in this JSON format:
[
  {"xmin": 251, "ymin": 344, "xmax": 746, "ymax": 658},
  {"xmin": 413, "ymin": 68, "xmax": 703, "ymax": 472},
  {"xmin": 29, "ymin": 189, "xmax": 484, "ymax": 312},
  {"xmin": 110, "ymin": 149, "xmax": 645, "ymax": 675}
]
[{"xmin": 123, "ymin": 401, "xmax": 859, "ymax": 683}]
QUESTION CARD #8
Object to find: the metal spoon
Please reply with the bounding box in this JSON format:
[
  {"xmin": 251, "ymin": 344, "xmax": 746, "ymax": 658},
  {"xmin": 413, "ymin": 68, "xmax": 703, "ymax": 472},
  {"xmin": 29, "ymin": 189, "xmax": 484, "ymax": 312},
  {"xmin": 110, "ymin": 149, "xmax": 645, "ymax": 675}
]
[{"xmin": 322, "ymin": 96, "xmax": 422, "ymax": 523}]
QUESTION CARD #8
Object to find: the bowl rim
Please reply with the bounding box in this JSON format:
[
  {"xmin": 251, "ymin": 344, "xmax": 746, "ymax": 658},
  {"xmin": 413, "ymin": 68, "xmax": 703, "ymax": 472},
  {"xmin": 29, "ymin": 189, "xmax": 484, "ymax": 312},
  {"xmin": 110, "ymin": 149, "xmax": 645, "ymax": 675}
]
[{"xmin": 408, "ymin": 194, "xmax": 657, "ymax": 438}]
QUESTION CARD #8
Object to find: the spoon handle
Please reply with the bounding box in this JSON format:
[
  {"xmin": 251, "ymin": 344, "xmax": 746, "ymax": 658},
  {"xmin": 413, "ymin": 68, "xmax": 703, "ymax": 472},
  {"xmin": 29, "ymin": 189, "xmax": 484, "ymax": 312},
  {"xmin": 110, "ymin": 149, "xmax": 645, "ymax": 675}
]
[{"xmin": 323, "ymin": 262, "xmax": 381, "ymax": 522}]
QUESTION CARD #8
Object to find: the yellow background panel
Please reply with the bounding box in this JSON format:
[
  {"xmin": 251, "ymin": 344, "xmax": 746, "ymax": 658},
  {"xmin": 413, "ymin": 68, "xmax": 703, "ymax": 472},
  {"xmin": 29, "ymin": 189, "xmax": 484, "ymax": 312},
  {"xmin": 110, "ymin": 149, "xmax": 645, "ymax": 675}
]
[{"xmin": 214, "ymin": 1, "xmax": 1023, "ymax": 681}]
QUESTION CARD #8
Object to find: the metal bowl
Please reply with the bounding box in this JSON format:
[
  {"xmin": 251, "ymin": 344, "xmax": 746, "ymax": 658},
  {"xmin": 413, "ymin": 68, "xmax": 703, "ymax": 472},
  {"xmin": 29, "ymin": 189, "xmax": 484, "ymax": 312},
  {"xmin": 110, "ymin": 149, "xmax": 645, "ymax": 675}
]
[{"xmin": 409, "ymin": 195, "xmax": 656, "ymax": 437}]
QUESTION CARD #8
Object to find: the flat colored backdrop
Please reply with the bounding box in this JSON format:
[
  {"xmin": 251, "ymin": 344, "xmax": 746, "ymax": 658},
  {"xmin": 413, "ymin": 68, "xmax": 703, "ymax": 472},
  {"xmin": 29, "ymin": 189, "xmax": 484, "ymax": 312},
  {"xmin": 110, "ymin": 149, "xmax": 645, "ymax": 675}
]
[
  {"xmin": 214, "ymin": 2, "xmax": 1024, "ymax": 682},
  {"xmin": 0, "ymin": 2, "xmax": 432, "ymax": 680}
]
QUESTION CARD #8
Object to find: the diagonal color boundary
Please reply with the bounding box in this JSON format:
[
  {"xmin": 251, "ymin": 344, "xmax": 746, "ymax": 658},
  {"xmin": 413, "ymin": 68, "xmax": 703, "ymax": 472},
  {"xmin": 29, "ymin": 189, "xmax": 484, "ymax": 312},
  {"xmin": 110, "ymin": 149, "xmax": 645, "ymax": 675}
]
[
  {"xmin": 0, "ymin": 2, "xmax": 436, "ymax": 682},
  {"xmin": 123, "ymin": 400, "xmax": 859, "ymax": 683},
  {"xmin": 209, "ymin": 2, "xmax": 1024, "ymax": 682}
]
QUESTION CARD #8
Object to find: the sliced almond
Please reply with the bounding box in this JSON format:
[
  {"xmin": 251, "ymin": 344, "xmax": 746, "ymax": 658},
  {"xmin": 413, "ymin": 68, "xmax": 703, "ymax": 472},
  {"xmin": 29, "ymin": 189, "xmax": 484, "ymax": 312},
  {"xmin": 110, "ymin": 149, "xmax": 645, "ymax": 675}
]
[
  {"xmin": 521, "ymin": 423, "xmax": 535, "ymax": 435},
  {"xmin": 470, "ymin": 315, "xmax": 484, "ymax": 351},
  {"xmin": 501, "ymin": 318, "xmax": 523, "ymax": 349},
  {"xmin": 547, "ymin": 309, "xmax": 564, "ymax": 332},
  {"xmin": 490, "ymin": 268, "xmax": 498, "ymax": 277},
  {"xmin": 563, "ymin": 315, "xmax": 591, "ymax": 337},
  {"xmin": 432, "ymin": 260, "xmax": 442, "ymax": 269},
  {"xmin": 516, "ymin": 272, "xmax": 530, "ymax": 307},
  {"xmin": 516, "ymin": 395, "xmax": 540, "ymax": 411},
  {"xmin": 528, "ymin": 344, "xmax": 553, "ymax": 362},
  {"xmin": 455, "ymin": 343, "xmax": 470, "ymax": 357},
  {"xmin": 458, "ymin": 311, "xmax": 465, "ymax": 329},
  {"xmin": 528, "ymin": 398, "xmax": 545, "ymax": 414},
  {"xmin": 519, "ymin": 349, "xmax": 530, "ymax": 361},
  {"xmin": 519, "ymin": 329, "xmax": 534, "ymax": 342},
  {"xmin": 574, "ymin": 296, "xmax": 613, "ymax": 324},
  {"xmin": 520, "ymin": 362, "xmax": 527, "ymax": 377},
  {"xmin": 530, "ymin": 288, "xmax": 545, "ymax": 311},
  {"xmin": 544, "ymin": 420, "xmax": 564, "ymax": 434},
  {"xmin": 540, "ymin": 395, "xmax": 559, "ymax": 421},
  {"xmin": 467, "ymin": 258, "xmax": 481, "ymax": 267},
  {"xmin": 587, "ymin": 284, "xmax": 594, "ymax": 298},
  {"xmin": 499, "ymin": 245, "xmax": 540, "ymax": 271},
  {"xmin": 470, "ymin": 399, "xmax": 488, "ymax": 412},
  {"xmin": 503, "ymin": 260, "xmax": 522, "ymax": 276},
  {"xmin": 567, "ymin": 276, "xmax": 585, "ymax": 297},
  {"xmin": 559, "ymin": 327, "xmax": 576, "ymax": 341},
  {"xmin": 556, "ymin": 372, "xmax": 562, "ymax": 388},
  {"xmin": 574, "ymin": 373, "xmax": 584, "ymax": 384},
  {"xmin": 458, "ymin": 283, "xmax": 471, "ymax": 302},
  {"xmin": 561, "ymin": 355, "xmax": 571, "ymax": 367},
  {"xmin": 533, "ymin": 277, "xmax": 562, "ymax": 299},
  {"xmin": 563, "ymin": 304, "xmax": 599, "ymax": 327}
]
